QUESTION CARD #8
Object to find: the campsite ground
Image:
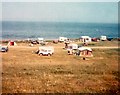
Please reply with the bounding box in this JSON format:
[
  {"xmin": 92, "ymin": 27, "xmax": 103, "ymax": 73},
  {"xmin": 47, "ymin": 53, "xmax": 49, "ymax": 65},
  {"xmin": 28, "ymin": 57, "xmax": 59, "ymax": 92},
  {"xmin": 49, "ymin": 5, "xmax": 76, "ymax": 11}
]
[{"xmin": 1, "ymin": 40, "xmax": 120, "ymax": 93}]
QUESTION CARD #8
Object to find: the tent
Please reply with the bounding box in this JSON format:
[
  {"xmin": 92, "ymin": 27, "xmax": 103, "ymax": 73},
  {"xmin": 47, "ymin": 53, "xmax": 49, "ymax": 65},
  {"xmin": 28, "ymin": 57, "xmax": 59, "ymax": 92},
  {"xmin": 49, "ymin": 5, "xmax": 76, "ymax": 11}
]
[
  {"xmin": 77, "ymin": 47, "xmax": 93, "ymax": 57},
  {"xmin": 7, "ymin": 41, "xmax": 17, "ymax": 46}
]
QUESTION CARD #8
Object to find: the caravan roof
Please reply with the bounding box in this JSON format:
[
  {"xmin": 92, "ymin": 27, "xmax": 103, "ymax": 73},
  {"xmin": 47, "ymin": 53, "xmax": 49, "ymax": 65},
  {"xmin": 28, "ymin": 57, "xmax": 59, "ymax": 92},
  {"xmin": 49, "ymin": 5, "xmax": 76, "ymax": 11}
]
[
  {"xmin": 81, "ymin": 36, "xmax": 91, "ymax": 38},
  {"xmin": 78, "ymin": 47, "xmax": 92, "ymax": 51},
  {"xmin": 38, "ymin": 38, "xmax": 44, "ymax": 41},
  {"xmin": 68, "ymin": 43, "xmax": 78, "ymax": 47}
]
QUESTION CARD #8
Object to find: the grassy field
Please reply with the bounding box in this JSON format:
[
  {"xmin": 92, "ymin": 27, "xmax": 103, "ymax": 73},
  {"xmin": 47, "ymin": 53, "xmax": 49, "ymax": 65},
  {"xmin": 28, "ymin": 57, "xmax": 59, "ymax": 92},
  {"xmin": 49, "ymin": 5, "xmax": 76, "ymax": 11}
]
[
  {"xmin": 1, "ymin": 41, "xmax": 120, "ymax": 93},
  {"xmin": 77, "ymin": 40, "xmax": 119, "ymax": 47}
]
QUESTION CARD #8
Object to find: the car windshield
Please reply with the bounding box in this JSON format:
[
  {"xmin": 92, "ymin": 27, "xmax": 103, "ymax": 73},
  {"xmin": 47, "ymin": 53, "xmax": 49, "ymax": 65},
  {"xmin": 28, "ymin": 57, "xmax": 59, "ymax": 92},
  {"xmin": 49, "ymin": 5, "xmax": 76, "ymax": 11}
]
[
  {"xmin": 2, "ymin": 48, "xmax": 5, "ymax": 49},
  {"xmin": 41, "ymin": 49, "xmax": 47, "ymax": 52}
]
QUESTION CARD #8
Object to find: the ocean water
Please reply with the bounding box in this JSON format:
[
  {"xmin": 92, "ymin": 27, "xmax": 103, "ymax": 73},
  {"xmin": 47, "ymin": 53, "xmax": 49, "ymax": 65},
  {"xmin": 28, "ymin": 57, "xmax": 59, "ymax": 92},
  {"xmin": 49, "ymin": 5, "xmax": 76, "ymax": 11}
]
[{"xmin": 1, "ymin": 21, "xmax": 118, "ymax": 40}]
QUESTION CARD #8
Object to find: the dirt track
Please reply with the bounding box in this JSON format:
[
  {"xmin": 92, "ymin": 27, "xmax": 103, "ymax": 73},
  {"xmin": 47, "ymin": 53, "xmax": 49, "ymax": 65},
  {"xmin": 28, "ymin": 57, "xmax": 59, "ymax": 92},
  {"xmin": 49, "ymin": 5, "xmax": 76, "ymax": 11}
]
[
  {"xmin": 90, "ymin": 46, "xmax": 118, "ymax": 49},
  {"xmin": 9, "ymin": 44, "xmax": 119, "ymax": 49}
]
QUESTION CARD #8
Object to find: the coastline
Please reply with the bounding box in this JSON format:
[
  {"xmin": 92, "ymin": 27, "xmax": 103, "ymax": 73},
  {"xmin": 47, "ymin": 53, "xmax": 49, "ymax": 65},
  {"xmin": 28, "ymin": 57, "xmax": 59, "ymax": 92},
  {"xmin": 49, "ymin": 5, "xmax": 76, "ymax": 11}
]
[
  {"xmin": 0, "ymin": 37, "xmax": 119, "ymax": 43},
  {"xmin": 2, "ymin": 21, "xmax": 118, "ymax": 40}
]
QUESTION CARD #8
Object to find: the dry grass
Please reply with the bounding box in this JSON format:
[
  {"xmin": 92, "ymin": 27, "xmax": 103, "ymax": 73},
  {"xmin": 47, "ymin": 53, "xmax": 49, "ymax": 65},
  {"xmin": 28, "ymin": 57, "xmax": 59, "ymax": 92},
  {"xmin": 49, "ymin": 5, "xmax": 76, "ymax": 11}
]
[
  {"xmin": 77, "ymin": 40, "xmax": 119, "ymax": 47},
  {"xmin": 1, "ymin": 41, "xmax": 120, "ymax": 94}
]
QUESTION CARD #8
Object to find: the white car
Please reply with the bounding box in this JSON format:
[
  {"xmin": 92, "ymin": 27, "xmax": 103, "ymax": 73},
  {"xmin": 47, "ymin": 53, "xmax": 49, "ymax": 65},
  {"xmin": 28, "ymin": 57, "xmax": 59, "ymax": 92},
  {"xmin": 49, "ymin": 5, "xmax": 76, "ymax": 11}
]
[
  {"xmin": 0, "ymin": 45, "xmax": 8, "ymax": 52},
  {"xmin": 38, "ymin": 46, "xmax": 54, "ymax": 56}
]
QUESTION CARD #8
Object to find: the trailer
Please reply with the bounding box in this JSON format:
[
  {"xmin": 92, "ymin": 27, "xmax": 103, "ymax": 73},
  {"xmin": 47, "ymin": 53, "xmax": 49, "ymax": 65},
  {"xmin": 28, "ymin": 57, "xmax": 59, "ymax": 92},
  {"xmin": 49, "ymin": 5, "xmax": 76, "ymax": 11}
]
[
  {"xmin": 59, "ymin": 37, "xmax": 68, "ymax": 42},
  {"xmin": 67, "ymin": 43, "xmax": 78, "ymax": 50},
  {"xmin": 100, "ymin": 36, "xmax": 107, "ymax": 41}
]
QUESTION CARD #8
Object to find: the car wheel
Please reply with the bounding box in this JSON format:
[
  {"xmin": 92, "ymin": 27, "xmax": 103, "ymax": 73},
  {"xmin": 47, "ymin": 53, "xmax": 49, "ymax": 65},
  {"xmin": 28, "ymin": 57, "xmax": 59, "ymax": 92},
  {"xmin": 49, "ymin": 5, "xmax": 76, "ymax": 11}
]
[
  {"xmin": 48, "ymin": 53, "xmax": 51, "ymax": 56},
  {"xmin": 39, "ymin": 53, "xmax": 43, "ymax": 56}
]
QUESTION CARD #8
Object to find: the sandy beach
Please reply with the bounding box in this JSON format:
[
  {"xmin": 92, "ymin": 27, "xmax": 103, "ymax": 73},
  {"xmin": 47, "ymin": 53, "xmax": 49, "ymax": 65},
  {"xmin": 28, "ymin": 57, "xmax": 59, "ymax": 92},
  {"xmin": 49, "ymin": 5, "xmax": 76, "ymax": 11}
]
[{"xmin": 1, "ymin": 40, "xmax": 119, "ymax": 93}]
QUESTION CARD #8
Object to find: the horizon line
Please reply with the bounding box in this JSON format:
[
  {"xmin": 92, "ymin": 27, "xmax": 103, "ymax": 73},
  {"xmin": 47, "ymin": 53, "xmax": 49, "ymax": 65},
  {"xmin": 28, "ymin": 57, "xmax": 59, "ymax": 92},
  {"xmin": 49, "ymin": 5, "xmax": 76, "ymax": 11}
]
[{"xmin": 0, "ymin": 20, "xmax": 118, "ymax": 24}]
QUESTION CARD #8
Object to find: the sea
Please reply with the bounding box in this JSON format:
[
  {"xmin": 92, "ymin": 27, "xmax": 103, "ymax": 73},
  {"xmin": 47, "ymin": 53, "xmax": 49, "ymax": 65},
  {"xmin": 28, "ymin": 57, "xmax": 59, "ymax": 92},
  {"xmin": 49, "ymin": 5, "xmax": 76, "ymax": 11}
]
[{"xmin": 0, "ymin": 21, "xmax": 118, "ymax": 40}]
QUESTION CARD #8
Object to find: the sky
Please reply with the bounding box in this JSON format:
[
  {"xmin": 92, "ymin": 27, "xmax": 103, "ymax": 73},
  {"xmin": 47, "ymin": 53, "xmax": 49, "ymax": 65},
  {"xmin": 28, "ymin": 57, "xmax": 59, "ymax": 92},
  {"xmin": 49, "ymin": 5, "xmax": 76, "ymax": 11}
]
[
  {"xmin": 1, "ymin": 2, "xmax": 118, "ymax": 23},
  {"xmin": 1, "ymin": 0, "xmax": 120, "ymax": 2}
]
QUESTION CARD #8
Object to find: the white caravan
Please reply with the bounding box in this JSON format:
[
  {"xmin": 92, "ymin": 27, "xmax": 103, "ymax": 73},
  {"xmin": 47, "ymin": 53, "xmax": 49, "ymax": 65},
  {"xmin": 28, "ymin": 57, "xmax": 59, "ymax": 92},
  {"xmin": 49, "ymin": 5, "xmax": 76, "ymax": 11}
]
[{"xmin": 59, "ymin": 37, "xmax": 67, "ymax": 42}]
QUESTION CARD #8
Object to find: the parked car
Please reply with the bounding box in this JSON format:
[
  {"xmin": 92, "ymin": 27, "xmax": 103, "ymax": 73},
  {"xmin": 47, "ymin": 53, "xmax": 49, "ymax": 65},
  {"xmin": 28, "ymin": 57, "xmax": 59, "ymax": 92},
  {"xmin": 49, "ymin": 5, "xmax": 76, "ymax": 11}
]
[
  {"xmin": 92, "ymin": 38, "xmax": 100, "ymax": 42},
  {"xmin": 53, "ymin": 40, "xmax": 58, "ymax": 44},
  {"xmin": 31, "ymin": 40, "xmax": 39, "ymax": 44},
  {"xmin": 38, "ymin": 46, "xmax": 54, "ymax": 56},
  {"xmin": 107, "ymin": 37, "xmax": 113, "ymax": 41},
  {"xmin": 0, "ymin": 46, "xmax": 8, "ymax": 52}
]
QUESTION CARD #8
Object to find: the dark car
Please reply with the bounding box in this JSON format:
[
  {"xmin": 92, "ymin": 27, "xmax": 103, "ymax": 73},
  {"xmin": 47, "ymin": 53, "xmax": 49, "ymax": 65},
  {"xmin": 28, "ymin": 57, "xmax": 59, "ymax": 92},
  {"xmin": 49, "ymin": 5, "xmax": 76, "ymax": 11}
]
[
  {"xmin": 107, "ymin": 37, "xmax": 113, "ymax": 41},
  {"xmin": 31, "ymin": 40, "xmax": 39, "ymax": 44}
]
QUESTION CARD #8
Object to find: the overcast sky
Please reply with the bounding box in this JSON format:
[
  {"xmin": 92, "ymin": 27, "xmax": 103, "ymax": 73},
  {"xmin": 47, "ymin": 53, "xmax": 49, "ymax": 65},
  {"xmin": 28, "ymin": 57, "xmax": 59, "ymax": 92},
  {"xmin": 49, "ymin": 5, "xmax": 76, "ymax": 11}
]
[{"xmin": 1, "ymin": 2, "xmax": 118, "ymax": 23}]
